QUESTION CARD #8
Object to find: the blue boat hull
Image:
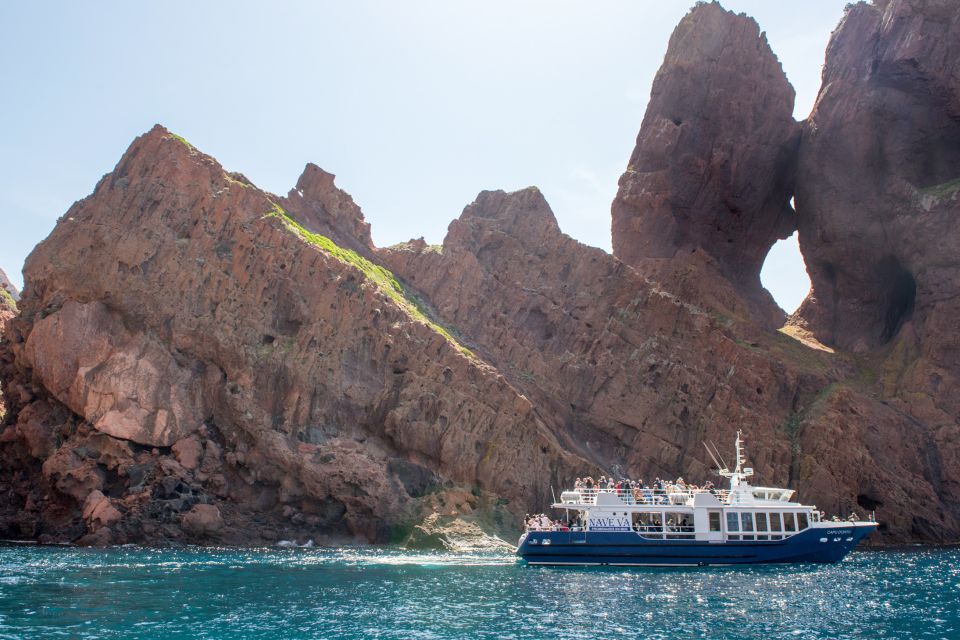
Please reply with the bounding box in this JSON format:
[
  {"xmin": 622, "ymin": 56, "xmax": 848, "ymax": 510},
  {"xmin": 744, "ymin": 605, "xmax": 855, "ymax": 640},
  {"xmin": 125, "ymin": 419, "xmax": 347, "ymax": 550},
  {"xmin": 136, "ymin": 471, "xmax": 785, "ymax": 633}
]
[{"xmin": 517, "ymin": 524, "xmax": 877, "ymax": 566}]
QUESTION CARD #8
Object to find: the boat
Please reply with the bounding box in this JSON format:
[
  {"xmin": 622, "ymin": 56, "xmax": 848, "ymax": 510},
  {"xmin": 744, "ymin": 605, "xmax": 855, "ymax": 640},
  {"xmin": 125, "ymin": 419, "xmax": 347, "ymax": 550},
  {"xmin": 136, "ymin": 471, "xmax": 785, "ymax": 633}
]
[{"xmin": 516, "ymin": 431, "xmax": 878, "ymax": 566}]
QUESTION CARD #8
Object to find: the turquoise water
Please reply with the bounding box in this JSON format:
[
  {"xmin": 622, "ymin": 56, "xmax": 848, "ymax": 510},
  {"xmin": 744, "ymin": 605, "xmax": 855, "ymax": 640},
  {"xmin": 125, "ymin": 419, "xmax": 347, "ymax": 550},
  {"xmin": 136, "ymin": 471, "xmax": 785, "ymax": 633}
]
[{"xmin": 0, "ymin": 546, "xmax": 957, "ymax": 639}]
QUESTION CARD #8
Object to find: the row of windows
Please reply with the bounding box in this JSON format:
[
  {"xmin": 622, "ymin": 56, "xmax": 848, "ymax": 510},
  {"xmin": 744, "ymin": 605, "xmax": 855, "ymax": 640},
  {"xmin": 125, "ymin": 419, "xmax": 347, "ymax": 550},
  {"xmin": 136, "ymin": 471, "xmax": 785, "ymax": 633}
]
[{"xmin": 711, "ymin": 511, "xmax": 809, "ymax": 536}]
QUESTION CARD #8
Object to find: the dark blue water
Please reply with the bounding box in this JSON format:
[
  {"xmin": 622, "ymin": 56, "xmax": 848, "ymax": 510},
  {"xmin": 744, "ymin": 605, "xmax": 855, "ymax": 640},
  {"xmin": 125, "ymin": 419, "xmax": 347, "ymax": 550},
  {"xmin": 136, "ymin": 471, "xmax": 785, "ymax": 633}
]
[{"xmin": 0, "ymin": 546, "xmax": 957, "ymax": 639}]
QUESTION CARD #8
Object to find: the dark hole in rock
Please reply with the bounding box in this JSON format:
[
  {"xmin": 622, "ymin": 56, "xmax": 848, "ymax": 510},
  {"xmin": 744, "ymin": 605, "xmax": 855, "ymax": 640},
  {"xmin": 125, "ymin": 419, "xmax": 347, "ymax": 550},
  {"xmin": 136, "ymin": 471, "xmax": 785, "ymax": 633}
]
[
  {"xmin": 857, "ymin": 493, "xmax": 884, "ymax": 511},
  {"xmin": 262, "ymin": 334, "xmax": 275, "ymax": 345},
  {"xmin": 388, "ymin": 459, "xmax": 439, "ymax": 498},
  {"xmin": 822, "ymin": 261, "xmax": 837, "ymax": 285},
  {"xmin": 297, "ymin": 426, "xmax": 327, "ymax": 445},
  {"xmin": 877, "ymin": 257, "xmax": 916, "ymax": 344}
]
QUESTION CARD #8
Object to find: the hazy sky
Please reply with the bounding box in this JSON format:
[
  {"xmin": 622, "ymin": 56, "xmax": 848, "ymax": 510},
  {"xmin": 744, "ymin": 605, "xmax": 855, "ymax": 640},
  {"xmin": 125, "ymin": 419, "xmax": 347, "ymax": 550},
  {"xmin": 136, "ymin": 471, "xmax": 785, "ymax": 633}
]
[{"xmin": 0, "ymin": 1, "xmax": 849, "ymax": 311}]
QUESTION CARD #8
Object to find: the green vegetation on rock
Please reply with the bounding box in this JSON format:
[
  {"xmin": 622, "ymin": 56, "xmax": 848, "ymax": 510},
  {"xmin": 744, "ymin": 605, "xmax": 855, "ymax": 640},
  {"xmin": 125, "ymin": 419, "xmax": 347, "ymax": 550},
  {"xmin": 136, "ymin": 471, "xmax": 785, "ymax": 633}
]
[
  {"xmin": 0, "ymin": 288, "xmax": 17, "ymax": 313},
  {"xmin": 265, "ymin": 204, "xmax": 473, "ymax": 358},
  {"xmin": 920, "ymin": 177, "xmax": 960, "ymax": 199},
  {"xmin": 165, "ymin": 133, "xmax": 195, "ymax": 151}
]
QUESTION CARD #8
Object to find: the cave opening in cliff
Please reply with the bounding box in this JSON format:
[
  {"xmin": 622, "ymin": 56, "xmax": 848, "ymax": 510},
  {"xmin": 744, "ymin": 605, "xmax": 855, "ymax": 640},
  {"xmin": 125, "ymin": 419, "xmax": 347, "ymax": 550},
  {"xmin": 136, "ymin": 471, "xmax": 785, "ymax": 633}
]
[
  {"xmin": 878, "ymin": 256, "xmax": 916, "ymax": 344},
  {"xmin": 760, "ymin": 231, "xmax": 810, "ymax": 314}
]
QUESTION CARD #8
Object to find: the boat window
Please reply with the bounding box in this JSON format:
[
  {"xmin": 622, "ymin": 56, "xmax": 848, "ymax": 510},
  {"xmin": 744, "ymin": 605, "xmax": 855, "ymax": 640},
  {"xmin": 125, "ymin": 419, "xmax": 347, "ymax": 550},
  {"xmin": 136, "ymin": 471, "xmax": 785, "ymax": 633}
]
[
  {"xmin": 727, "ymin": 512, "xmax": 740, "ymax": 532},
  {"xmin": 784, "ymin": 513, "xmax": 797, "ymax": 532},
  {"xmin": 709, "ymin": 511, "xmax": 721, "ymax": 532},
  {"xmin": 740, "ymin": 512, "xmax": 754, "ymax": 532},
  {"xmin": 755, "ymin": 512, "xmax": 768, "ymax": 532},
  {"xmin": 632, "ymin": 512, "xmax": 663, "ymax": 536},
  {"xmin": 798, "ymin": 513, "xmax": 809, "ymax": 530},
  {"xmin": 665, "ymin": 513, "xmax": 694, "ymax": 537},
  {"xmin": 770, "ymin": 513, "xmax": 783, "ymax": 532}
]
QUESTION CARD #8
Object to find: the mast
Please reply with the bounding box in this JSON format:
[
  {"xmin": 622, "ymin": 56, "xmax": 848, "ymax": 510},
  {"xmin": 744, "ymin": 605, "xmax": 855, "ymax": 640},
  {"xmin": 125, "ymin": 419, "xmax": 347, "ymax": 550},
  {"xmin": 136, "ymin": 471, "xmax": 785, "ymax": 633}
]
[{"xmin": 718, "ymin": 430, "xmax": 753, "ymax": 490}]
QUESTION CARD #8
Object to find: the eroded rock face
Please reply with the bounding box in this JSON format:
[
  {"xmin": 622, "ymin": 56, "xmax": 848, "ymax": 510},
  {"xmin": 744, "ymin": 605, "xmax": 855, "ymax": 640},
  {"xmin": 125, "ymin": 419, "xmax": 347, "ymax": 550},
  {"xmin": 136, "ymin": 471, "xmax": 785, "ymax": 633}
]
[
  {"xmin": 281, "ymin": 163, "xmax": 374, "ymax": 256},
  {"xmin": 796, "ymin": 0, "xmax": 960, "ymax": 358},
  {"xmin": 22, "ymin": 300, "xmax": 204, "ymax": 447},
  {"xmin": 1, "ymin": 1, "xmax": 959, "ymax": 547},
  {"xmin": 0, "ymin": 126, "xmax": 583, "ymax": 545},
  {"xmin": 612, "ymin": 1, "xmax": 799, "ymax": 325},
  {"xmin": 381, "ymin": 186, "xmax": 960, "ymax": 542},
  {"xmin": 787, "ymin": 0, "xmax": 960, "ymax": 544}
]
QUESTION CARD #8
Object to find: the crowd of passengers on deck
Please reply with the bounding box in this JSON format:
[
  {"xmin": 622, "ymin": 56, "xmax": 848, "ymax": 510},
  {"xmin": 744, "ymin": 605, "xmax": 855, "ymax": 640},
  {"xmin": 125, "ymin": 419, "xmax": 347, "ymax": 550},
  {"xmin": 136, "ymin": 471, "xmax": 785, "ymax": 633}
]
[{"xmin": 573, "ymin": 475, "xmax": 716, "ymax": 505}]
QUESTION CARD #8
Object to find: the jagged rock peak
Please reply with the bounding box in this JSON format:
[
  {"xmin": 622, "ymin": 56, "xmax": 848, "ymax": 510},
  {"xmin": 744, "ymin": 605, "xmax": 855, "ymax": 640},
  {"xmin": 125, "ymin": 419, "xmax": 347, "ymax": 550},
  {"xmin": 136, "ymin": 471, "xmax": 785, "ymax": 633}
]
[
  {"xmin": 611, "ymin": 0, "xmax": 799, "ymax": 298},
  {"xmin": 443, "ymin": 187, "xmax": 562, "ymax": 253},
  {"xmin": 294, "ymin": 163, "xmax": 337, "ymax": 198},
  {"xmin": 283, "ymin": 163, "xmax": 373, "ymax": 253}
]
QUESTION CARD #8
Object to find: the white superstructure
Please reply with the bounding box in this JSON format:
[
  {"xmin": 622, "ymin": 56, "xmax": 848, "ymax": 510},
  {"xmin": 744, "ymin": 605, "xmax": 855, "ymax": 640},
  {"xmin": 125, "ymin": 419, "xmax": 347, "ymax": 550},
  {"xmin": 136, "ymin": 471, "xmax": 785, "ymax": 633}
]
[{"xmin": 537, "ymin": 431, "xmax": 874, "ymax": 543}]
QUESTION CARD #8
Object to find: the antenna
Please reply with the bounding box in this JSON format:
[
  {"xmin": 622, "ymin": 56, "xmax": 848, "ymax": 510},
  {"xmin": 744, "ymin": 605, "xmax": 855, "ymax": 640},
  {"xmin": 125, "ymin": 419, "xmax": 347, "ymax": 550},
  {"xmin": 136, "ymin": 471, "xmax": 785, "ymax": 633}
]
[
  {"xmin": 708, "ymin": 440, "xmax": 729, "ymax": 471},
  {"xmin": 703, "ymin": 442, "xmax": 727, "ymax": 471},
  {"xmin": 703, "ymin": 442, "xmax": 723, "ymax": 471},
  {"xmin": 718, "ymin": 430, "xmax": 754, "ymax": 491}
]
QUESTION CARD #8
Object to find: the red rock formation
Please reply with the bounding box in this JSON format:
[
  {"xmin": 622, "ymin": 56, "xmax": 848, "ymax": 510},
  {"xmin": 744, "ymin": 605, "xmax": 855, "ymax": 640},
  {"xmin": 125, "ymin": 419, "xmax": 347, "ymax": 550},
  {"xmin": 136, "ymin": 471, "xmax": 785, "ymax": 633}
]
[
  {"xmin": 382, "ymin": 180, "xmax": 960, "ymax": 542},
  {"xmin": 280, "ymin": 163, "xmax": 374, "ymax": 256},
  {"xmin": 612, "ymin": 2, "xmax": 799, "ymax": 327},
  {"xmin": 0, "ymin": 127, "xmax": 581, "ymax": 545},
  {"xmin": 0, "ymin": 268, "xmax": 17, "ymax": 303},
  {"xmin": 1, "ymin": 1, "xmax": 959, "ymax": 547},
  {"xmin": 0, "ymin": 272, "xmax": 15, "ymax": 422},
  {"xmin": 796, "ymin": 0, "xmax": 960, "ymax": 355},
  {"xmin": 789, "ymin": 0, "xmax": 960, "ymax": 542}
]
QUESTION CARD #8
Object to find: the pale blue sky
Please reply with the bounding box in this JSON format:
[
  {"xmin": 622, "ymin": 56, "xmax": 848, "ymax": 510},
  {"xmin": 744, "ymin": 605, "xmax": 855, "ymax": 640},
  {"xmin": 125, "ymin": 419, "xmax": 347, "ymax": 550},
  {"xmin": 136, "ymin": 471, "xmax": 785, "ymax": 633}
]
[{"xmin": 0, "ymin": 1, "xmax": 849, "ymax": 311}]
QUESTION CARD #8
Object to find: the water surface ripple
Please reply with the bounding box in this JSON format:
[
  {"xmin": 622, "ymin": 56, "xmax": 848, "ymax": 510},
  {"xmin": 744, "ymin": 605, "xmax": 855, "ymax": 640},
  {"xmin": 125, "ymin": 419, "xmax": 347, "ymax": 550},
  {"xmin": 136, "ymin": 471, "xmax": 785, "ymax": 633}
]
[{"xmin": 0, "ymin": 546, "xmax": 956, "ymax": 639}]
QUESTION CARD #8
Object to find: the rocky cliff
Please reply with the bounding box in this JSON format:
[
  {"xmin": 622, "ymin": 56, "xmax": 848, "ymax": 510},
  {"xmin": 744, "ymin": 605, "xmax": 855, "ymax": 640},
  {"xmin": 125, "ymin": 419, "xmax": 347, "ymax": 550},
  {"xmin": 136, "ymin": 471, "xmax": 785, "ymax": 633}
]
[
  {"xmin": 0, "ymin": 129, "xmax": 583, "ymax": 545},
  {"xmin": 611, "ymin": 2, "xmax": 799, "ymax": 329},
  {"xmin": 1, "ymin": 0, "xmax": 958, "ymax": 546}
]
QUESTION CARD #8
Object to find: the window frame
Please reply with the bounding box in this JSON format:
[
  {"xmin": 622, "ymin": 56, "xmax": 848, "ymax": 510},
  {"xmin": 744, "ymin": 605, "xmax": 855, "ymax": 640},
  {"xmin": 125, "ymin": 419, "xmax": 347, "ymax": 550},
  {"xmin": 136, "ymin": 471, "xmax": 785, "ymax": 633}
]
[
  {"xmin": 784, "ymin": 512, "xmax": 797, "ymax": 532},
  {"xmin": 709, "ymin": 511, "xmax": 721, "ymax": 532}
]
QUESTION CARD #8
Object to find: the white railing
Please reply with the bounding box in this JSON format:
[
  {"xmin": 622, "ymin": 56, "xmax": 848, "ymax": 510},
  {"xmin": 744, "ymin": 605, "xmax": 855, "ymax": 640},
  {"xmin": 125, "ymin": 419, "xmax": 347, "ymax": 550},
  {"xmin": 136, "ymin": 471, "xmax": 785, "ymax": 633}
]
[
  {"xmin": 557, "ymin": 488, "xmax": 730, "ymax": 506},
  {"xmin": 523, "ymin": 522, "xmax": 698, "ymax": 536}
]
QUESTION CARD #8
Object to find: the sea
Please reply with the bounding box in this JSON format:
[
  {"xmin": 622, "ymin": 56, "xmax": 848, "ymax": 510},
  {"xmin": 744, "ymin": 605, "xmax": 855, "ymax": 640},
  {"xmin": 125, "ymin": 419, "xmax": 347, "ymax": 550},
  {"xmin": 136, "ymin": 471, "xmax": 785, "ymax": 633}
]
[{"xmin": 0, "ymin": 545, "xmax": 956, "ymax": 639}]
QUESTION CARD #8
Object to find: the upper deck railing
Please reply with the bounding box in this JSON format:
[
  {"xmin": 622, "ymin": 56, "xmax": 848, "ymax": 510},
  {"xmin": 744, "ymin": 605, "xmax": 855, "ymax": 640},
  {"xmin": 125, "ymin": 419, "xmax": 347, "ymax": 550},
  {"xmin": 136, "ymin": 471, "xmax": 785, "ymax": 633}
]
[{"xmin": 556, "ymin": 487, "xmax": 731, "ymax": 507}]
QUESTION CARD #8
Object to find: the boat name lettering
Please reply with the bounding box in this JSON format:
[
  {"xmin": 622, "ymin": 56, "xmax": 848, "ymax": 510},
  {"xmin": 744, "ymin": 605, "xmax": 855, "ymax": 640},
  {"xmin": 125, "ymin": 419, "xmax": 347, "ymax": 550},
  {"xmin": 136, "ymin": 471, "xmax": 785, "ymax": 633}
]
[{"xmin": 588, "ymin": 516, "xmax": 631, "ymax": 532}]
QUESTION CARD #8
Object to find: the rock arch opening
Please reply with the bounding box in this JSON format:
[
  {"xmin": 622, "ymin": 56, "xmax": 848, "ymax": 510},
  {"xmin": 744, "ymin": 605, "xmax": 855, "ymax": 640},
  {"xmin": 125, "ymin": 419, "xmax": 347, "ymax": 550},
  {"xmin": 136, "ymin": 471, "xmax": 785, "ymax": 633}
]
[{"xmin": 760, "ymin": 231, "xmax": 810, "ymax": 314}]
